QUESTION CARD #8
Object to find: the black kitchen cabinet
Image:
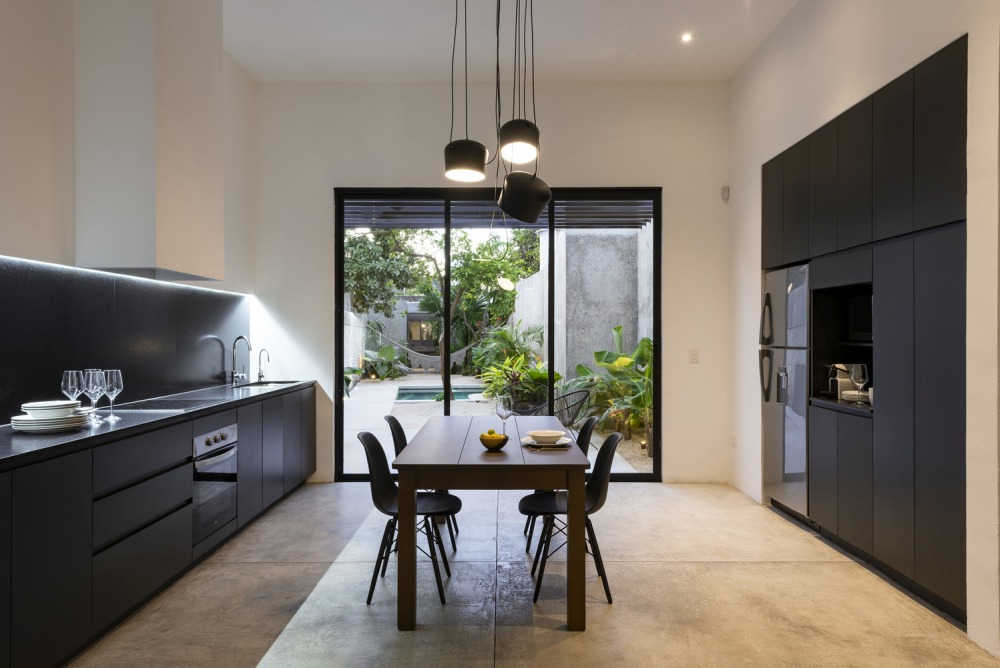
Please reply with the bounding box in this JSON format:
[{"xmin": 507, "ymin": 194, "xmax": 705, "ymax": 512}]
[
  {"xmin": 872, "ymin": 236, "xmax": 915, "ymax": 578},
  {"xmin": 238, "ymin": 401, "xmax": 264, "ymax": 527},
  {"xmin": 914, "ymin": 36, "xmax": 967, "ymax": 231},
  {"xmin": 837, "ymin": 413, "xmax": 873, "ymax": 555},
  {"xmin": 761, "ymin": 154, "xmax": 784, "ymax": 269},
  {"xmin": 283, "ymin": 391, "xmax": 303, "ymax": 493},
  {"xmin": 0, "ymin": 472, "xmax": 9, "ymax": 668},
  {"xmin": 914, "ymin": 223, "xmax": 966, "ymax": 615},
  {"xmin": 11, "ymin": 451, "xmax": 92, "ymax": 668},
  {"xmin": 808, "ymin": 406, "xmax": 838, "ymax": 532},
  {"xmin": 808, "ymin": 120, "xmax": 838, "ymax": 257},
  {"xmin": 873, "ymin": 71, "xmax": 914, "ymax": 241},
  {"xmin": 837, "ymin": 97, "xmax": 873, "ymax": 250},
  {"xmin": 301, "ymin": 386, "xmax": 317, "ymax": 479},
  {"xmin": 810, "ymin": 245, "xmax": 872, "ymax": 290},
  {"xmin": 263, "ymin": 396, "xmax": 284, "ymax": 508},
  {"xmin": 782, "ymin": 138, "xmax": 810, "ymax": 264}
]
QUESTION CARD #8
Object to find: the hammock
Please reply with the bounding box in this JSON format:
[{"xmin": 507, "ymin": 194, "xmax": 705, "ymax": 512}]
[{"xmin": 365, "ymin": 322, "xmax": 475, "ymax": 370}]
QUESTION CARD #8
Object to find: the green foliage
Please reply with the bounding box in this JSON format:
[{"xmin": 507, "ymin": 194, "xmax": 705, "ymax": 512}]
[
  {"xmin": 479, "ymin": 354, "xmax": 561, "ymax": 410},
  {"xmin": 361, "ymin": 344, "xmax": 409, "ymax": 380},
  {"xmin": 344, "ymin": 229, "xmax": 435, "ymax": 318},
  {"xmin": 450, "ymin": 229, "xmax": 540, "ymax": 326},
  {"xmin": 343, "ymin": 366, "xmax": 363, "ymax": 397},
  {"xmin": 472, "ymin": 320, "xmax": 544, "ymax": 372}
]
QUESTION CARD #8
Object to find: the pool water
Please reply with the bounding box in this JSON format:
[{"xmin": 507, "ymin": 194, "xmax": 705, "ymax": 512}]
[{"xmin": 394, "ymin": 386, "xmax": 482, "ymax": 401}]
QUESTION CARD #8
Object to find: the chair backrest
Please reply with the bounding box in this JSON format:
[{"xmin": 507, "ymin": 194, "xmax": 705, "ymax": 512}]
[
  {"xmin": 358, "ymin": 432, "xmax": 398, "ymax": 516},
  {"xmin": 554, "ymin": 390, "xmax": 590, "ymax": 429},
  {"xmin": 585, "ymin": 432, "xmax": 623, "ymax": 515},
  {"xmin": 576, "ymin": 416, "xmax": 598, "ymax": 457},
  {"xmin": 384, "ymin": 414, "xmax": 408, "ymax": 457}
]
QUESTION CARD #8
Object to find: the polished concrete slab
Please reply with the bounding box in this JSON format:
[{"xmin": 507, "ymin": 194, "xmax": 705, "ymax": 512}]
[{"xmin": 71, "ymin": 482, "xmax": 1000, "ymax": 667}]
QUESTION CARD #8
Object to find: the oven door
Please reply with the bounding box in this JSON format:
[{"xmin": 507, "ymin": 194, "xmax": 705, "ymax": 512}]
[{"xmin": 192, "ymin": 443, "xmax": 238, "ymax": 546}]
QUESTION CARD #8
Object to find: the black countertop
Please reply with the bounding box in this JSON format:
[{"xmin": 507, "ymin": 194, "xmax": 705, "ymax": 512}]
[
  {"xmin": 0, "ymin": 380, "xmax": 315, "ymax": 472},
  {"xmin": 810, "ymin": 396, "xmax": 873, "ymax": 418}
]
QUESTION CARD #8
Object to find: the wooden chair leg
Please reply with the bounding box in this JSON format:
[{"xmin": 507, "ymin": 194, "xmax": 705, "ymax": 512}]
[
  {"xmin": 381, "ymin": 517, "xmax": 397, "ymax": 577},
  {"xmin": 367, "ymin": 518, "xmax": 394, "ymax": 605},
  {"xmin": 446, "ymin": 515, "xmax": 457, "ymax": 552},
  {"xmin": 525, "ymin": 515, "xmax": 537, "ymax": 552},
  {"xmin": 423, "ymin": 517, "xmax": 446, "ymax": 604},
  {"xmin": 431, "ymin": 516, "xmax": 451, "ymax": 577},
  {"xmin": 533, "ymin": 515, "xmax": 554, "ymax": 603},
  {"xmin": 531, "ymin": 514, "xmax": 549, "ymax": 576},
  {"xmin": 585, "ymin": 517, "xmax": 612, "ymax": 604}
]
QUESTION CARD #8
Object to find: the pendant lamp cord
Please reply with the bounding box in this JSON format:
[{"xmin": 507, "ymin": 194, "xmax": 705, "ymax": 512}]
[
  {"xmin": 463, "ymin": 0, "xmax": 470, "ymax": 140},
  {"xmin": 449, "ymin": 0, "xmax": 458, "ymax": 143}
]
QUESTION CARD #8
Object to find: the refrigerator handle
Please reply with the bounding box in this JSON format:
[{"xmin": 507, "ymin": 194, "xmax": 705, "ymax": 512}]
[
  {"xmin": 759, "ymin": 349, "xmax": 772, "ymax": 402},
  {"xmin": 759, "ymin": 292, "xmax": 773, "ymax": 345}
]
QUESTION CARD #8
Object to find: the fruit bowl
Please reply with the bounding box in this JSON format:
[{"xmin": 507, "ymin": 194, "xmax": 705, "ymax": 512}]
[
  {"xmin": 480, "ymin": 434, "xmax": 509, "ymax": 451},
  {"xmin": 526, "ymin": 429, "xmax": 565, "ymax": 445}
]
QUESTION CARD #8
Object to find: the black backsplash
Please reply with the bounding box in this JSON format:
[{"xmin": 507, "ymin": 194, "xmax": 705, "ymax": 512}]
[{"xmin": 0, "ymin": 255, "xmax": 249, "ymax": 422}]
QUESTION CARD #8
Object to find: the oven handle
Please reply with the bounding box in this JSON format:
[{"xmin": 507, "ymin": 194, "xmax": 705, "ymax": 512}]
[{"xmin": 194, "ymin": 444, "xmax": 238, "ymax": 470}]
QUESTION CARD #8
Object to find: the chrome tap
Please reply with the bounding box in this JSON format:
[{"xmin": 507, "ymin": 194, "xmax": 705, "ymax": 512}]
[
  {"xmin": 232, "ymin": 336, "xmax": 251, "ymax": 386},
  {"xmin": 258, "ymin": 348, "xmax": 270, "ymax": 382}
]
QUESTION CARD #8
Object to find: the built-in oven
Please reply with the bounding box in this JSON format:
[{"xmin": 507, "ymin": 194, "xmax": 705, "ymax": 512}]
[{"xmin": 192, "ymin": 423, "xmax": 238, "ymax": 549}]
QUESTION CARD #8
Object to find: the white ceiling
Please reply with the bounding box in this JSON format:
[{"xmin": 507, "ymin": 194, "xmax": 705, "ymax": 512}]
[{"xmin": 223, "ymin": 0, "xmax": 800, "ymax": 83}]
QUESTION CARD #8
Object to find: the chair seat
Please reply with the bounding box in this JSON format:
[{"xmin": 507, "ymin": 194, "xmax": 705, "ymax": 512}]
[
  {"xmin": 415, "ymin": 491, "xmax": 463, "ymax": 517},
  {"xmin": 518, "ymin": 490, "xmax": 567, "ymax": 517}
]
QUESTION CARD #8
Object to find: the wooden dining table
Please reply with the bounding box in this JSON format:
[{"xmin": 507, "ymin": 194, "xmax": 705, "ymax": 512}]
[{"xmin": 393, "ymin": 414, "xmax": 591, "ymax": 631}]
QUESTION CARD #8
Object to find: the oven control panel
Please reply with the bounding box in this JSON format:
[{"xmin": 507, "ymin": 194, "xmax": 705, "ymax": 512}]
[{"xmin": 193, "ymin": 424, "xmax": 238, "ymax": 458}]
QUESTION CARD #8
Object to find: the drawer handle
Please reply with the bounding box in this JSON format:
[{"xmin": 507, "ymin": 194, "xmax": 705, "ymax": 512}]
[{"xmin": 194, "ymin": 445, "xmax": 238, "ymax": 470}]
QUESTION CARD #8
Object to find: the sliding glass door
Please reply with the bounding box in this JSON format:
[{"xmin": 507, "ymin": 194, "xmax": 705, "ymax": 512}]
[{"xmin": 335, "ymin": 188, "xmax": 660, "ymax": 481}]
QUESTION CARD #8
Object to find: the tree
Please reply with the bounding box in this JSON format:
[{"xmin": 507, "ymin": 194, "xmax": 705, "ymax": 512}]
[{"xmin": 343, "ymin": 229, "xmax": 435, "ymax": 317}]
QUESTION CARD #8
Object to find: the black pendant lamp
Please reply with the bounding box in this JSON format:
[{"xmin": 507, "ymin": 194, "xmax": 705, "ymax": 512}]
[
  {"xmin": 444, "ymin": 0, "xmax": 487, "ymax": 182},
  {"xmin": 497, "ymin": 0, "xmax": 550, "ymax": 222}
]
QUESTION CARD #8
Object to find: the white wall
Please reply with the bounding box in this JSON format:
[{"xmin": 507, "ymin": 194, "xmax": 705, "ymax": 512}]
[
  {"xmin": 727, "ymin": 0, "xmax": 1000, "ymax": 653},
  {"xmin": 0, "ymin": 0, "xmax": 75, "ymax": 265},
  {"xmin": 254, "ymin": 80, "xmax": 732, "ymax": 483}
]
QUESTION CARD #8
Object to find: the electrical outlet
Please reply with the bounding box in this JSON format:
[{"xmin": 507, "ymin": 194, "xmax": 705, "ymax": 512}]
[
  {"xmin": 730, "ymin": 432, "xmax": 737, "ymax": 448},
  {"xmin": 688, "ymin": 348, "xmax": 699, "ymax": 364}
]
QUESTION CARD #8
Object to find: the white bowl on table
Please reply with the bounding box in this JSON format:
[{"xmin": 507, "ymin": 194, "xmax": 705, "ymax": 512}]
[
  {"xmin": 21, "ymin": 400, "xmax": 81, "ymax": 419},
  {"xmin": 526, "ymin": 429, "xmax": 566, "ymax": 445}
]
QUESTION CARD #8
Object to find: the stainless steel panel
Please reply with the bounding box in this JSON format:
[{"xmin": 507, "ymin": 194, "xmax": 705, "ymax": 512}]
[
  {"xmin": 762, "ymin": 265, "xmax": 810, "ymax": 349},
  {"xmin": 763, "ymin": 348, "xmax": 808, "ymax": 515}
]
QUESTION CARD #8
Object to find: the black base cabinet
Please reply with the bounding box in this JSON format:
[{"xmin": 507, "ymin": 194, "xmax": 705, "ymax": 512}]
[
  {"xmin": 262, "ymin": 396, "xmax": 285, "ymax": 508},
  {"xmin": 807, "ymin": 406, "xmax": 838, "ymax": 532},
  {"xmin": 11, "ymin": 451, "xmax": 93, "ymax": 668},
  {"xmin": 0, "ymin": 472, "xmax": 9, "ymax": 668},
  {"xmin": 301, "ymin": 386, "xmax": 317, "ymax": 479},
  {"xmin": 238, "ymin": 401, "xmax": 264, "ymax": 527},
  {"xmin": 283, "ymin": 391, "xmax": 302, "ymax": 494}
]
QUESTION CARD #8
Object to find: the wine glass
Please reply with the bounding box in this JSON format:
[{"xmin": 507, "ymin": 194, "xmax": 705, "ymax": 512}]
[
  {"xmin": 496, "ymin": 396, "xmax": 513, "ymax": 435},
  {"xmin": 850, "ymin": 364, "xmax": 869, "ymax": 406},
  {"xmin": 104, "ymin": 370, "xmax": 123, "ymax": 423},
  {"xmin": 83, "ymin": 369, "xmax": 107, "ymax": 424},
  {"xmin": 61, "ymin": 370, "xmax": 84, "ymax": 402}
]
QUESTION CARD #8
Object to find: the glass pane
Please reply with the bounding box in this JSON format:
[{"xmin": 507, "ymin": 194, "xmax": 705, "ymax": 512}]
[
  {"xmin": 552, "ymin": 218, "xmax": 655, "ymax": 474},
  {"xmin": 341, "ymin": 212, "xmax": 445, "ymax": 475}
]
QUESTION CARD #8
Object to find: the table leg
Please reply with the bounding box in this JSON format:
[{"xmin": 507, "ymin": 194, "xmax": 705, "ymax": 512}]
[
  {"xmin": 397, "ymin": 470, "xmax": 417, "ymax": 630},
  {"xmin": 566, "ymin": 468, "xmax": 586, "ymax": 631}
]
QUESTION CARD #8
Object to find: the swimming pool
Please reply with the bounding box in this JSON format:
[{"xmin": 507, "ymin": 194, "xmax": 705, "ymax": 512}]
[{"xmin": 394, "ymin": 386, "xmax": 483, "ymax": 401}]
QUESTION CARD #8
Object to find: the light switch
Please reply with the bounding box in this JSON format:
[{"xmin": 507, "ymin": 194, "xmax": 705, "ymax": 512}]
[{"xmin": 688, "ymin": 349, "xmax": 699, "ymax": 364}]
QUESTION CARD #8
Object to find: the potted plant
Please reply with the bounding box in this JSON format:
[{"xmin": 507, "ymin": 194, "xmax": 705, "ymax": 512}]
[{"xmin": 479, "ymin": 353, "xmax": 561, "ymax": 413}]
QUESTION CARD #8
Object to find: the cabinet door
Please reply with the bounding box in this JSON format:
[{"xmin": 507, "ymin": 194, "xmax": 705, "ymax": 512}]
[
  {"xmin": 809, "ymin": 121, "xmax": 838, "ymax": 257},
  {"xmin": 11, "ymin": 451, "xmax": 92, "ymax": 668},
  {"xmin": 914, "ymin": 223, "xmax": 966, "ymax": 613},
  {"xmin": 783, "ymin": 138, "xmax": 810, "ymax": 264},
  {"xmin": 0, "ymin": 472, "xmax": 9, "ymax": 668},
  {"xmin": 837, "ymin": 413, "xmax": 874, "ymax": 555},
  {"xmin": 283, "ymin": 391, "xmax": 303, "ymax": 493},
  {"xmin": 238, "ymin": 401, "xmax": 264, "ymax": 527},
  {"xmin": 262, "ymin": 396, "xmax": 284, "ymax": 508},
  {"xmin": 837, "ymin": 97, "xmax": 873, "ymax": 250},
  {"xmin": 914, "ymin": 36, "xmax": 967, "ymax": 230},
  {"xmin": 873, "ymin": 71, "xmax": 914, "ymax": 241},
  {"xmin": 301, "ymin": 386, "xmax": 317, "ymax": 479},
  {"xmin": 808, "ymin": 406, "xmax": 838, "ymax": 532},
  {"xmin": 761, "ymin": 154, "xmax": 783, "ymax": 270},
  {"xmin": 872, "ymin": 237, "xmax": 915, "ymax": 577},
  {"xmin": 809, "ymin": 246, "xmax": 872, "ymax": 291}
]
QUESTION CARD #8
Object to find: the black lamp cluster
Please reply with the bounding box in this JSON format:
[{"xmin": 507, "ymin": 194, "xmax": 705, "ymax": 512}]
[{"xmin": 443, "ymin": 0, "xmax": 551, "ymax": 224}]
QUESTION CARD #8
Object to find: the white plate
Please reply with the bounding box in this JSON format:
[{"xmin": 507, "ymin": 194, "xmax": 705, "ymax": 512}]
[
  {"xmin": 22, "ymin": 400, "xmax": 80, "ymax": 409},
  {"xmin": 11, "ymin": 420, "xmax": 88, "ymax": 433},
  {"xmin": 11, "ymin": 414, "xmax": 90, "ymax": 426},
  {"xmin": 21, "ymin": 400, "xmax": 81, "ymax": 419},
  {"xmin": 521, "ymin": 436, "xmax": 572, "ymax": 448}
]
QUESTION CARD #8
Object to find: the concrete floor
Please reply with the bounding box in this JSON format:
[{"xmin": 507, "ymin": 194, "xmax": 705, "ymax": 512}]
[{"xmin": 72, "ymin": 482, "xmax": 1000, "ymax": 667}]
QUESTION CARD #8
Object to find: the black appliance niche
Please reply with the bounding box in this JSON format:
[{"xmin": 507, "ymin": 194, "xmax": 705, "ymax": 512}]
[{"xmin": 811, "ymin": 283, "xmax": 873, "ymax": 400}]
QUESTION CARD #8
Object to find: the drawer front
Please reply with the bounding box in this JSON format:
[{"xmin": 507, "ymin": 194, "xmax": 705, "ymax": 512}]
[
  {"xmin": 93, "ymin": 422, "xmax": 192, "ymax": 495},
  {"xmin": 193, "ymin": 409, "xmax": 238, "ymax": 436},
  {"xmin": 92, "ymin": 504, "xmax": 192, "ymax": 633},
  {"xmin": 93, "ymin": 463, "xmax": 192, "ymax": 550}
]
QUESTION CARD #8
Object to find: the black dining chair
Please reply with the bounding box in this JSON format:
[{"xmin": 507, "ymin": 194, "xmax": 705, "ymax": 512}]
[
  {"xmin": 552, "ymin": 390, "xmax": 591, "ymax": 438},
  {"xmin": 384, "ymin": 415, "xmax": 460, "ymax": 549},
  {"xmin": 518, "ymin": 431, "xmax": 623, "ymax": 604},
  {"xmin": 523, "ymin": 416, "xmax": 598, "ymax": 552},
  {"xmin": 358, "ymin": 431, "xmax": 462, "ymax": 605}
]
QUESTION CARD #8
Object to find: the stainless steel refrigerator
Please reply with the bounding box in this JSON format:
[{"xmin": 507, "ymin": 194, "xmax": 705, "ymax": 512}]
[{"xmin": 759, "ymin": 264, "xmax": 809, "ymax": 517}]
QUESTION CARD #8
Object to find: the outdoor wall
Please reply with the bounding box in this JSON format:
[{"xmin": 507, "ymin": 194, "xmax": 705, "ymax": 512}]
[
  {"xmin": 255, "ymin": 79, "xmax": 731, "ymax": 484},
  {"xmin": 726, "ymin": 0, "xmax": 1000, "ymax": 653}
]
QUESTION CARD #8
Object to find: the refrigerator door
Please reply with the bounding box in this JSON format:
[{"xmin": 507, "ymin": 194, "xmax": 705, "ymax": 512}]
[
  {"xmin": 762, "ymin": 348, "xmax": 808, "ymax": 516},
  {"xmin": 760, "ymin": 264, "xmax": 809, "ymax": 348}
]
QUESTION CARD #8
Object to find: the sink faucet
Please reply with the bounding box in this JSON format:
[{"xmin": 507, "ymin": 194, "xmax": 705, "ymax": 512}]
[
  {"xmin": 258, "ymin": 348, "xmax": 270, "ymax": 382},
  {"xmin": 232, "ymin": 336, "xmax": 251, "ymax": 386}
]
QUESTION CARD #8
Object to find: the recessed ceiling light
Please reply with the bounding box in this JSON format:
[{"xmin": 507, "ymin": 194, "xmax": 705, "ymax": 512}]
[{"xmin": 681, "ymin": 32, "xmax": 693, "ymax": 43}]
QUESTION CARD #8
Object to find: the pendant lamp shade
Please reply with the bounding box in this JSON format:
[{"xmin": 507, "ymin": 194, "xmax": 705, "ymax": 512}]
[
  {"xmin": 445, "ymin": 139, "xmax": 488, "ymax": 182},
  {"xmin": 498, "ymin": 171, "xmax": 551, "ymax": 223},
  {"xmin": 499, "ymin": 119, "xmax": 540, "ymax": 164}
]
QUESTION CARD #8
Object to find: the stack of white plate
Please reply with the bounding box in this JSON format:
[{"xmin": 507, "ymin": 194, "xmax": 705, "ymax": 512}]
[{"xmin": 11, "ymin": 400, "xmax": 89, "ymax": 433}]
